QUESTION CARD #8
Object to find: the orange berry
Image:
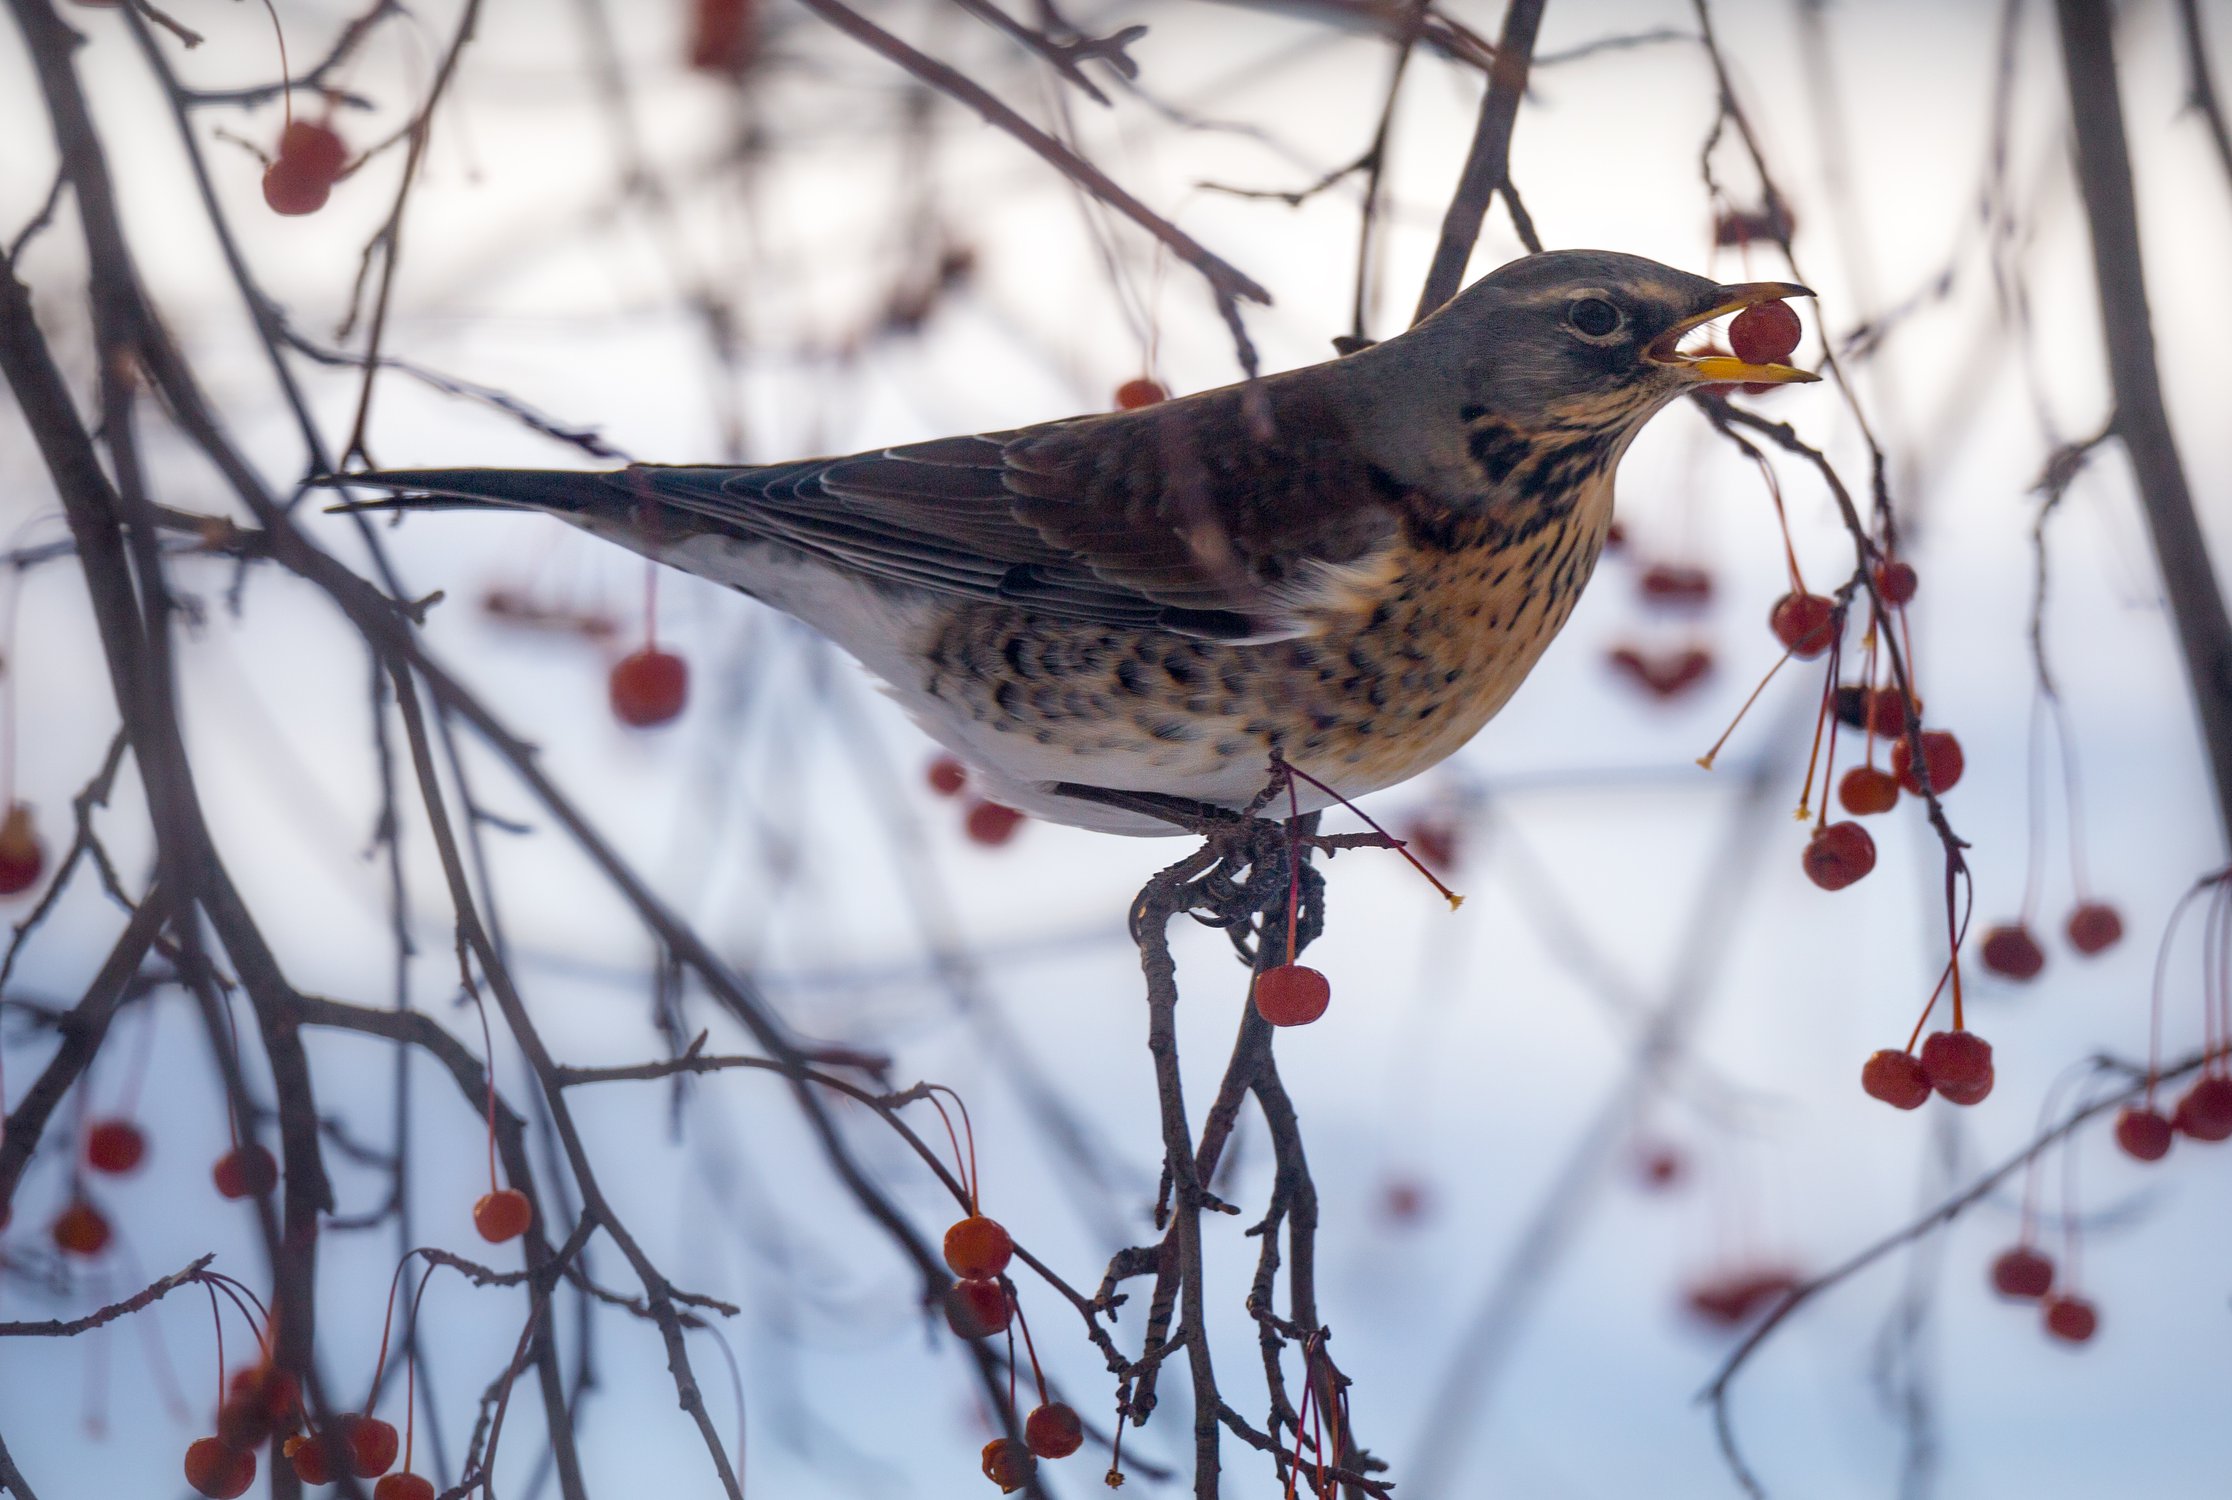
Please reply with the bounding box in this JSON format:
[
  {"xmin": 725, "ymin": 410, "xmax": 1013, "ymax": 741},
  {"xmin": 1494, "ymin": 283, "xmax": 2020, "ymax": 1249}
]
[
  {"xmin": 51, "ymin": 1198, "xmax": 112, "ymax": 1256},
  {"xmin": 1801, "ymin": 821, "xmax": 1875, "ymax": 891},
  {"xmin": 1252, "ymin": 963, "xmax": 1330, "ymax": 1027},
  {"xmin": 1837, "ymin": 765, "xmax": 1899, "ymax": 816},
  {"xmin": 943, "ymin": 1215, "xmax": 1014, "ymax": 1279},
  {"xmin": 609, "ymin": 648, "xmax": 689, "ymax": 727},
  {"xmin": 184, "ymin": 1438, "xmax": 257, "ymax": 1499},
  {"xmin": 474, "ymin": 1187, "xmax": 533, "ymax": 1244},
  {"xmin": 1024, "ymin": 1401, "xmax": 1084, "ymax": 1459}
]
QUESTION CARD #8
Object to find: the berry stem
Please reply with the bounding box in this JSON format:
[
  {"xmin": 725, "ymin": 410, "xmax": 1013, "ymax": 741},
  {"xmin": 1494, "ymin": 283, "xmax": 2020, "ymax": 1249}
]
[
  {"xmin": 469, "ymin": 982, "xmax": 500, "ymax": 1196},
  {"xmin": 1694, "ymin": 644, "xmax": 1796, "ymax": 772},
  {"xmin": 1012, "ymin": 1296, "xmax": 1049, "ymax": 1406},
  {"xmin": 254, "ymin": 0, "xmax": 293, "ymax": 131},
  {"xmin": 1273, "ymin": 754, "xmax": 1463, "ymax": 909},
  {"xmin": 924, "ymin": 1084, "xmax": 979, "ymax": 1214},
  {"xmin": 1282, "ymin": 766, "xmax": 1301, "ymax": 968}
]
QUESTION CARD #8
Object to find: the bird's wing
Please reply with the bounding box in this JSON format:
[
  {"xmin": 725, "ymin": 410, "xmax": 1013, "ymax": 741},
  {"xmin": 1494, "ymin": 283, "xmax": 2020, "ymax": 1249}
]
[{"xmin": 353, "ymin": 376, "xmax": 1407, "ymax": 642}]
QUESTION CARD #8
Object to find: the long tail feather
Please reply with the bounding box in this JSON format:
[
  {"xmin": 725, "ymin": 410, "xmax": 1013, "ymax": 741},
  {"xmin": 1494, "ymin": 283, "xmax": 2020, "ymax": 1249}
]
[{"xmin": 319, "ymin": 467, "xmax": 618, "ymax": 517}]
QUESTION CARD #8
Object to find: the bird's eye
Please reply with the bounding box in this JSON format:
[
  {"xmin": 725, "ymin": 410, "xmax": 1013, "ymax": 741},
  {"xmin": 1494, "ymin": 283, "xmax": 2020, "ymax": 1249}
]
[{"xmin": 1568, "ymin": 297, "xmax": 1623, "ymax": 338}]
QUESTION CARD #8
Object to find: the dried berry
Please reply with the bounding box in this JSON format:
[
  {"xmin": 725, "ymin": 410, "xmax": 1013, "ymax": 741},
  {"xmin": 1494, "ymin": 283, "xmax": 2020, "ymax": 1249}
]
[
  {"xmin": 1919, "ymin": 1030, "xmax": 1993, "ymax": 1106},
  {"xmin": 1025, "ymin": 1401, "xmax": 1084, "ymax": 1460},
  {"xmin": 1860, "ymin": 1049, "xmax": 1930, "ymax": 1110},
  {"xmin": 1979, "ymin": 924, "xmax": 2046, "ymax": 982},
  {"xmin": 1253, "ymin": 963, "xmax": 1330, "ymax": 1026},
  {"xmin": 982, "ymin": 1437, "xmax": 1036, "ymax": 1493},
  {"xmin": 1801, "ymin": 822, "xmax": 1876, "ymax": 892}
]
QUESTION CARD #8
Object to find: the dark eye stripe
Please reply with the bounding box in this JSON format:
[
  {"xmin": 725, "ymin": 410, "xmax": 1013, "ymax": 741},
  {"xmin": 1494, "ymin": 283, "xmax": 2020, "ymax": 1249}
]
[{"xmin": 1569, "ymin": 297, "xmax": 1621, "ymax": 337}]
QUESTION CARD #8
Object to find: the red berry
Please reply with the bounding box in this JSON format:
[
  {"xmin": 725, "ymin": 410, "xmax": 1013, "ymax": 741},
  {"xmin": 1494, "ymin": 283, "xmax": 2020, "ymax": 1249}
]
[
  {"xmin": 51, "ymin": 1198, "xmax": 112, "ymax": 1256},
  {"xmin": 0, "ymin": 803, "xmax": 45, "ymax": 896},
  {"xmin": 981, "ymin": 1437, "xmax": 1036, "ymax": 1493},
  {"xmin": 1684, "ymin": 1267, "xmax": 1801, "ymax": 1327},
  {"xmin": 1864, "ymin": 688, "xmax": 1910, "ymax": 738},
  {"xmin": 1606, "ymin": 645, "xmax": 1713, "ymax": 699},
  {"xmin": 1801, "ymin": 821, "xmax": 1876, "ymax": 891},
  {"xmin": 184, "ymin": 1437, "xmax": 257, "ymax": 1500},
  {"xmin": 213, "ymin": 1143, "xmax": 278, "ymax": 1199},
  {"xmin": 261, "ymin": 156, "xmax": 331, "ymax": 216},
  {"xmin": 1860, "ymin": 1049, "xmax": 1930, "ymax": 1110},
  {"xmin": 609, "ymin": 648, "xmax": 689, "ymax": 727},
  {"xmin": 926, "ymin": 755, "xmax": 968, "ymax": 797},
  {"xmin": 375, "ymin": 1474, "xmax": 436, "ymax": 1500},
  {"xmin": 1890, "ymin": 730, "xmax": 1964, "ymax": 796},
  {"xmin": 944, "ymin": 1277, "xmax": 1012, "ymax": 1339},
  {"xmin": 1024, "ymin": 1401, "xmax": 1084, "ymax": 1459},
  {"xmin": 1603, "ymin": 520, "xmax": 1627, "ymax": 552},
  {"xmin": 1382, "ymin": 1174, "xmax": 1432, "ymax": 1220},
  {"xmin": 1635, "ymin": 1146, "xmax": 1684, "ymax": 1190},
  {"xmin": 1253, "ymin": 963, "xmax": 1330, "ymax": 1026},
  {"xmin": 2043, "ymin": 1293, "xmax": 2098, "ymax": 1344},
  {"xmin": 1837, "ymin": 765, "xmax": 1899, "ymax": 816},
  {"xmin": 1728, "ymin": 300, "xmax": 1803, "ymax": 365},
  {"xmin": 2172, "ymin": 1075, "xmax": 2232, "ymax": 1142},
  {"xmin": 1638, "ymin": 563, "xmax": 1713, "ymax": 606},
  {"xmin": 339, "ymin": 1414, "xmax": 399, "ymax": 1478},
  {"xmin": 942, "ymin": 1215, "xmax": 1014, "ymax": 1279},
  {"xmin": 2114, "ymin": 1106, "xmax": 2173, "ymax": 1162},
  {"xmin": 1979, "ymin": 924, "xmax": 2046, "ymax": 981},
  {"xmin": 278, "ymin": 120, "xmax": 348, "ymax": 182},
  {"xmin": 1873, "ymin": 560, "xmax": 1919, "ymax": 605},
  {"xmin": 85, "ymin": 1118, "xmax": 148, "ymax": 1174},
  {"xmin": 1401, "ymin": 817, "xmax": 1460, "ymax": 872},
  {"xmin": 1768, "ymin": 591, "xmax": 1836, "ymax": 658},
  {"xmin": 1114, "ymin": 377, "xmax": 1167, "ymax": 409},
  {"xmin": 474, "ymin": 1187, "xmax": 533, "ymax": 1244},
  {"xmin": 963, "ymin": 800, "xmax": 1025, "ymax": 847},
  {"xmin": 687, "ymin": 0, "xmax": 757, "ymax": 73},
  {"xmin": 1919, "ymin": 1030, "xmax": 1993, "ymax": 1106},
  {"xmin": 217, "ymin": 1365, "xmax": 298, "ymax": 1449},
  {"xmin": 2065, "ymin": 901, "xmax": 2123, "ymax": 955},
  {"xmin": 283, "ymin": 1434, "xmax": 336, "ymax": 1486},
  {"xmin": 1990, "ymin": 1245, "xmax": 2054, "ymax": 1300}
]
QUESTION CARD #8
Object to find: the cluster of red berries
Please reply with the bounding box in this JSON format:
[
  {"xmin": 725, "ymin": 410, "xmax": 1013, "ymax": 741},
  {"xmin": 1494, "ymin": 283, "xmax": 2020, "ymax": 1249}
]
[
  {"xmin": 1977, "ymin": 901, "xmax": 2125, "ymax": 983},
  {"xmin": 1684, "ymin": 1265, "xmax": 1802, "ymax": 1329},
  {"xmin": 925, "ymin": 754, "xmax": 1028, "ymax": 847},
  {"xmin": 2114, "ymin": 1073, "xmax": 2232, "ymax": 1161},
  {"xmin": 1603, "ymin": 556, "xmax": 1718, "ymax": 702},
  {"xmin": 261, "ymin": 119, "xmax": 349, "ymax": 217},
  {"xmin": 1988, "ymin": 1242, "xmax": 2097, "ymax": 1345},
  {"xmin": 1861, "ymin": 1029, "xmax": 1993, "ymax": 1109}
]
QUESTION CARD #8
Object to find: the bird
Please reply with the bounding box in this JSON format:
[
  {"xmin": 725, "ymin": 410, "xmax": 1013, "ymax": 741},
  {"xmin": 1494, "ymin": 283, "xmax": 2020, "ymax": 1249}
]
[{"xmin": 336, "ymin": 250, "xmax": 1814, "ymax": 835}]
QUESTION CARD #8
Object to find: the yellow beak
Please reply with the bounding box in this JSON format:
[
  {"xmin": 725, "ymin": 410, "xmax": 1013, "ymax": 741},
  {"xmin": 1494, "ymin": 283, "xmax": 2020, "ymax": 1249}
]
[{"xmin": 1647, "ymin": 280, "xmax": 1821, "ymax": 385}]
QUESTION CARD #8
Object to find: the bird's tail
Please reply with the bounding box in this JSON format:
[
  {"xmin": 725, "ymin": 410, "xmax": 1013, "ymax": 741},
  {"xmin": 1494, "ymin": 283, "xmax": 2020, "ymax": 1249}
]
[{"xmin": 321, "ymin": 467, "xmax": 620, "ymax": 519}]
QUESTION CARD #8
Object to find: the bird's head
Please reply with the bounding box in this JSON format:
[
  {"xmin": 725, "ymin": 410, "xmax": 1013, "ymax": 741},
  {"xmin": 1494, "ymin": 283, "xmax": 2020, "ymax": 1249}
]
[{"xmin": 1422, "ymin": 248, "xmax": 1818, "ymax": 434}]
